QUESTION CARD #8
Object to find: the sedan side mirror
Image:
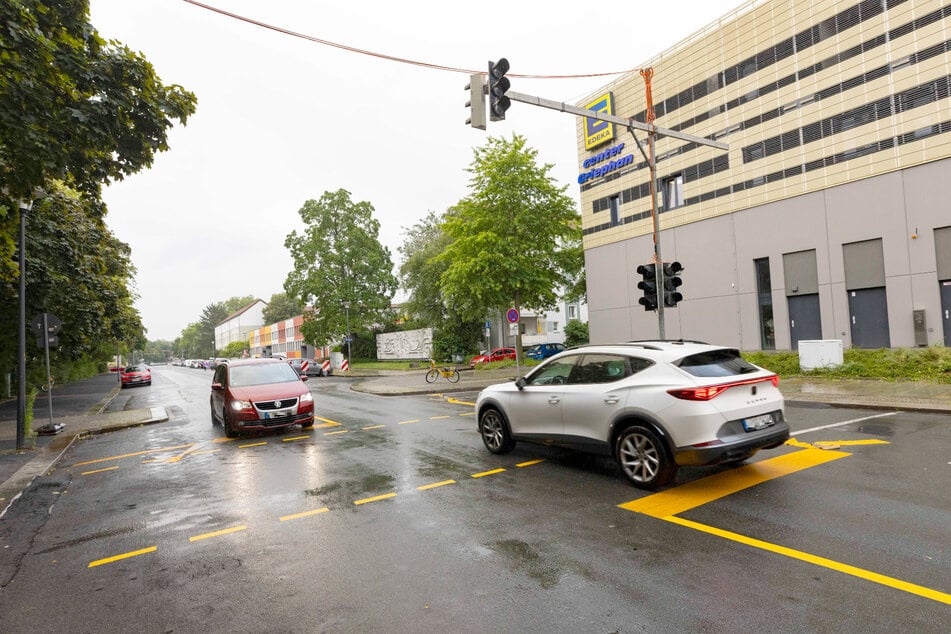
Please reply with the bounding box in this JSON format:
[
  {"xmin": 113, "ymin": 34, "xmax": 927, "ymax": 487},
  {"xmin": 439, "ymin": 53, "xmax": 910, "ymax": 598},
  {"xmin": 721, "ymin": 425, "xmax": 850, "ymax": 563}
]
[
  {"xmin": 515, "ymin": 377, "xmax": 527, "ymax": 391},
  {"xmin": 300, "ymin": 374, "xmax": 309, "ymax": 382}
]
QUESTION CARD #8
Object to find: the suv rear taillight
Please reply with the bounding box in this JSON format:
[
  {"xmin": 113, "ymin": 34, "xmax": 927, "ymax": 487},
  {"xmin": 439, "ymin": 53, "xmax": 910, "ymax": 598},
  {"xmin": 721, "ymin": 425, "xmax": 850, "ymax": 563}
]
[{"xmin": 667, "ymin": 374, "xmax": 779, "ymax": 401}]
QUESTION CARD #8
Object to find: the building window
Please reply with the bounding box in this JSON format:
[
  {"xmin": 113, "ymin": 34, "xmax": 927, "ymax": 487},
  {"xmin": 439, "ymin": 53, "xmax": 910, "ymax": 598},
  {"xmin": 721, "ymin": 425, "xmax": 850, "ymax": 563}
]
[
  {"xmin": 567, "ymin": 304, "xmax": 578, "ymax": 320},
  {"xmin": 754, "ymin": 257, "xmax": 775, "ymax": 350},
  {"xmin": 609, "ymin": 196, "xmax": 620, "ymax": 226},
  {"xmin": 664, "ymin": 174, "xmax": 684, "ymax": 209}
]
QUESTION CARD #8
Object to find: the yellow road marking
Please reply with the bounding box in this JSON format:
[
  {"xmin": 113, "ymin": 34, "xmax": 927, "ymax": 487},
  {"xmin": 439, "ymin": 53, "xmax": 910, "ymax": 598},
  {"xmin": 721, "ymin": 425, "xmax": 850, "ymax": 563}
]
[
  {"xmin": 429, "ymin": 415, "xmax": 450, "ymax": 420},
  {"xmin": 354, "ymin": 493, "xmax": 397, "ymax": 505},
  {"xmin": 325, "ymin": 430, "xmax": 348, "ymax": 436},
  {"xmin": 516, "ymin": 459, "xmax": 545, "ymax": 468},
  {"xmin": 447, "ymin": 398, "xmax": 475, "ymax": 406},
  {"xmin": 666, "ymin": 516, "xmax": 951, "ymax": 605},
  {"xmin": 472, "ymin": 468, "xmax": 505, "ymax": 478},
  {"xmin": 362, "ymin": 424, "xmax": 386, "ymax": 430},
  {"xmin": 212, "ymin": 437, "xmax": 237, "ymax": 443},
  {"xmin": 397, "ymin": 419, "xmax": 420, "ymax": 425},
  {"xmin": 81, "ymin": 466, "xmax": 118, "ymax": 476},
  {"xmin": 88, "ymin": 546, "xmax": 157, "ymax": 568},
  {"xmin": 619, "ymin": 449, "xmax": 849, "ymax": 518},
  {"xmin": 314, "ymin": 417, "xmax": 341, "ymax": 427},
  {"xmin": 239, "ymin": 441, "xmax": 267, "ymax": 448},
  {"xmin": 191, "ymin": 449, "xmax": 221, "ymax": 456},
  {"xmin": 417, "ymin": 480, "xmax": 456, "ymax": 490},
  {"xmin": 282, "ymin": 435, "xmax": 310, "ymax": 442},
  {"xmin": 72, "ymin": 444, "xmax": 194, "ymax": 467},
  {"xmin": 189, "ymin": 525, "xmax": 247, "ymax": 542},
  {"xmin": 280, "ymin": 508, "xmax": 330, "ymax": 522},
  {"xmin": 814, "ymin": 439, "xmax": 891, "ymax": 447},
  {"xmin": 459, "ymin": 412, "xmax": 475, "ymax": 417}
]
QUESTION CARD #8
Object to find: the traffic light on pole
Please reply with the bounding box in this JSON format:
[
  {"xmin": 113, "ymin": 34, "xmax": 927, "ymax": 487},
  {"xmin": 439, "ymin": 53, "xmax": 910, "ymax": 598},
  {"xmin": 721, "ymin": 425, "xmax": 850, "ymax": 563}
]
[
  {"xmin": 488, "ymin": 58, "xmax": 511, "ymax": 121},
  {"xmin": 636, "ymin": 263, "xmax": 658, "ymax": 311},
  {"xmin": 465, "ymin": 74, "xmax": 486, "ymax": 130},
  {"xmin": 663, "ymin": 261, "xmax": 684, "ymax": 307}
]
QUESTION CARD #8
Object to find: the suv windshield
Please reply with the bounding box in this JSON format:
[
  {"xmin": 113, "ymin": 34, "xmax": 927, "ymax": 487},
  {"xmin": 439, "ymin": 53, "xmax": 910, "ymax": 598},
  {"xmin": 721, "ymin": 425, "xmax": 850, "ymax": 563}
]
[
  {"xmin": 676, "ymin": 349, "xmax": 759, "ymax": 377},
  {"xmin": 230, "ymin": 363, "xmax": 300, "ymax": 387}
]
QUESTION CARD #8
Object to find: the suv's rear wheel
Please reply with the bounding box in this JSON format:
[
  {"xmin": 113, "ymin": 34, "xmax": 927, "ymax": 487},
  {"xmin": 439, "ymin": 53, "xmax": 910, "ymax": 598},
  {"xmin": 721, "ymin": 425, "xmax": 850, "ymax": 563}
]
[
  {"xmin": 616, "ymin": 425, "xmax": 675, "ymax": 489},
  {"xmin": 479, "ymin": 408, "xmax": 516, "ymax": 454}
]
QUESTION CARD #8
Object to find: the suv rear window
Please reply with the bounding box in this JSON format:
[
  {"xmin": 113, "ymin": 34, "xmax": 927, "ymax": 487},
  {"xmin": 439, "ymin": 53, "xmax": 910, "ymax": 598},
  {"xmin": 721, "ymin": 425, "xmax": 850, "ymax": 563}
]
[{"xmin": 676, "ymin": 349, "xmax": 759, "ymax": 377}]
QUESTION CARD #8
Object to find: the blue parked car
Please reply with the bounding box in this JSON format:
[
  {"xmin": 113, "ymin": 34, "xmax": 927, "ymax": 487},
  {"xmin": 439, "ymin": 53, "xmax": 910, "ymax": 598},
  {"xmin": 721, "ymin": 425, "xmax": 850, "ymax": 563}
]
[{"xmin": 524, "ymin": 343, "xmax": 566, "ymax": 360}]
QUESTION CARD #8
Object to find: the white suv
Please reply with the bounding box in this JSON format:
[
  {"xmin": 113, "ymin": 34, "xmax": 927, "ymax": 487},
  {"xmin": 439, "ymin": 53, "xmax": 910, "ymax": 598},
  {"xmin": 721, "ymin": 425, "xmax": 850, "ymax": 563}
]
[{"xmin": 475, "ymin": 341, "xmax": 789, "ymax": 489}]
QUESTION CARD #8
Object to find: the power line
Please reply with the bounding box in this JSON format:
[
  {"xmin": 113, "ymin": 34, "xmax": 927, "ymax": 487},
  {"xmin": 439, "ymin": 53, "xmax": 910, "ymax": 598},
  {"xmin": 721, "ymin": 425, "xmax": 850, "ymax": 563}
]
[{"xmin": 182, "ymin": 0, "xmax": 633, "ymax": 79}]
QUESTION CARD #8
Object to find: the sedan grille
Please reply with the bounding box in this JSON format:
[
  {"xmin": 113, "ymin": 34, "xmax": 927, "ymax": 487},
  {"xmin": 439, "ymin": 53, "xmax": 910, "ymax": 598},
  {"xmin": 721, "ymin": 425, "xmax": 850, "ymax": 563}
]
[{"xmin": 255, "ymin": 397, "xmax": 298, "ymax": 410}]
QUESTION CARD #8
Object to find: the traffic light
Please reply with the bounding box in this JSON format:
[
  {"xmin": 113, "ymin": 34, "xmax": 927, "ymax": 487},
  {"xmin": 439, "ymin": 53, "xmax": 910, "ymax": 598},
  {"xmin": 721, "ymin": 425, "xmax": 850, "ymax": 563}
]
[
  {"xmin": 636, "ymin": 263, "xmax": 658, "ymax": 311},
  {"xmin": 488, "ymin": 58, "xmax": 511, "ymax": 121},
  {"xmin": 465, "ymin": 74, "xmax": 486, "ymax": 130},
  {"xmin": 663, "ymin": 261, "xmax": 684, "ymax": 307}
]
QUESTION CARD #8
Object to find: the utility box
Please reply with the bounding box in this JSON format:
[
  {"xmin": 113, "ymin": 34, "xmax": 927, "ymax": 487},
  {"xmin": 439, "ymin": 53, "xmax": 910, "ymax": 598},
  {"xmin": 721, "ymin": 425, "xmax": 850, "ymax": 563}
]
[
  {"xmin": 798, "ymin": 339, "xmax": 843, "ymax": 371},
  {"xmin": 913, "ymin": 310, "xmax": 927, "ymax": 347}
]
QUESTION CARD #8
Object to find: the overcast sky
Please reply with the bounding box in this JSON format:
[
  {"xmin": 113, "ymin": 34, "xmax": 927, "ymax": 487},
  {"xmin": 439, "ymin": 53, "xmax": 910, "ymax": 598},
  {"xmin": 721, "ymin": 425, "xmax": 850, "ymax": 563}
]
[{"xmin": 88, "ymin": 0, "xmax": 746, "ymax": 341}]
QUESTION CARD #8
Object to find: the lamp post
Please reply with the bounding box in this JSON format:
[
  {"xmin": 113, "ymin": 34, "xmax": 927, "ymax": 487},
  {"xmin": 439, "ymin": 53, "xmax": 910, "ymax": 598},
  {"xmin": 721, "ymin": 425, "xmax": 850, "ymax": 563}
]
[
  {"xmin": 16, "ymin": 200, "xmax": 32, "ymax": 450},
  {"xmin": 342, "ymin": 301, "xmax": 351, "ymax": 373}
]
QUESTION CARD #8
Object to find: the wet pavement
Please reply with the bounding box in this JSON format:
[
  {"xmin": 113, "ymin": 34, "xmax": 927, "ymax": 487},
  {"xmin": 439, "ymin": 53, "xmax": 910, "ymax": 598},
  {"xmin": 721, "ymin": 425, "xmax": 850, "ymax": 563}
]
[{"xmin": 1, "ymin": 368, "xmax": 949, "ymax": 516}]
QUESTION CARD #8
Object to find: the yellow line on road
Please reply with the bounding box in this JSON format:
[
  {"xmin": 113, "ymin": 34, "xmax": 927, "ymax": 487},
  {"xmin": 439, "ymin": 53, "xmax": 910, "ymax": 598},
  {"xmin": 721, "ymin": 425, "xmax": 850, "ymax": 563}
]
[
  {"xmin": 429, "ymin": 415, "xmax": 450, "ymax": 420},
  {"xmin": 282, "ymin": 435, "xmax": 310, "ymax": 442},
  {"xmin": 72, "ymin": 444, "xmax": 194, "ymax": 467},
  {"xmin": 239, "ymin": 441, "xmax": 267, "ymax": 448},
  {"xmin": 280, "ymin": 508, "xmax": 329, "ymax": 522},
  {"xmin": 397, "ymin": 419, "xmax": 420, "ymax": 425},
  {"xmin": 619, "ymin": 448, "xmax": 849, "ymax": 518},
  {"xmin": 447, "ymin": 398, "xmax": 475, "ymax": 406},
  {"xmin": 459, "ymin": 412, "xmax": 475, "ymax": 417},
  {"xmin": 189, "ymin": 525, "xmax": 247, "ymax": 542},
  {"xmin": 354, "ymin": 493, "xmax": 397, "ymax": 505},
  {"xmin": 814, "ymin": 439, "xmax": 891, "ymax": 447},
  {"xmin": 314, "ymin": 417, "xmax": 341, "ymax": 427},
  {"xmin": 88, "ymin": 546, "xmax": 157, "ymax": 568},
  {"xmin": 325, "ymin": 430, "xmax": 348, "ymax": 436},
  {"xmin": 516, "ymin": 459, "xmax": 545, "ymax": 468},
  {"xmin": 81, "ymin": 466, "xmax": 118, "ymax": 476},
  {"xmin": 362, "ymin": 424, "xmax": 386, "ymax": 430},
  {"xmin": 666, "ymin": 516, "xmax": 951, "ymax": 605},
  {"xmin": 417, "ymin": 480, "xmax": 456, "ymax": 490},
  {"xmin": 191, "ymin": 449, "xmax": 221, "ymax": 456},
  {"xmin": 472, "ymin": 468, "xmax": 505, "ymax": 478}
]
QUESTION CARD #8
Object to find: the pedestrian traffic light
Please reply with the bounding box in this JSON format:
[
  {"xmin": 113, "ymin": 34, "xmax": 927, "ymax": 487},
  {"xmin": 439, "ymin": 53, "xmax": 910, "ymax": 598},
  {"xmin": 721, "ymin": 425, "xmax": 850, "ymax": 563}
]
[
  {"xmin": 465, "ymin": 74, "xmax": 486, "ymax": 130},
  {"xmin": 488, "ymin": 58, "xmax": 511, "ymax": 121},
  {"xmin": 636, "ymin": 263, "xmax": 658, "ymax": 311},
  {"xmin": 663, "ymin": 261, "xmax": 684, "ymax": 307}
]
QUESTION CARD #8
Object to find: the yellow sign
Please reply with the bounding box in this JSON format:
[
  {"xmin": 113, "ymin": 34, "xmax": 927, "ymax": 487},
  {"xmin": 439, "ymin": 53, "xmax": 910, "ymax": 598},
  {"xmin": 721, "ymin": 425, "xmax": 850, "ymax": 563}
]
[{"xmin": 584, "ymin": 92, "xmax": 616, "ymax": 150}]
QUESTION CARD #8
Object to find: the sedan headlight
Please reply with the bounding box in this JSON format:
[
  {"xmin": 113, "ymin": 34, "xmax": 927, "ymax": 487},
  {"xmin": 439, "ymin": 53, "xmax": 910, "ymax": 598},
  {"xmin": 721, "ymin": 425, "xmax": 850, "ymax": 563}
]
[
  {"xmin": 300, "ymin": 391, "xmax": 314, "ymax": 404},
  {"xmin": 230, "ymin": 399, "xmax": 252, "ymax": 411}
]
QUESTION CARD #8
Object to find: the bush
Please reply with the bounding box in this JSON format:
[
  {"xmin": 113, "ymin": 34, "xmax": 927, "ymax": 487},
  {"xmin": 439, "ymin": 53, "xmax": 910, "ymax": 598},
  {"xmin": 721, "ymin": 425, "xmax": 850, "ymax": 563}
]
[
  {"xmin": 743, "ymin": 345, "xmax": 951, "ymax": 381},
  {"xmin": 564, "ymin": 320, "xmax": 589, "ymax": 347}
]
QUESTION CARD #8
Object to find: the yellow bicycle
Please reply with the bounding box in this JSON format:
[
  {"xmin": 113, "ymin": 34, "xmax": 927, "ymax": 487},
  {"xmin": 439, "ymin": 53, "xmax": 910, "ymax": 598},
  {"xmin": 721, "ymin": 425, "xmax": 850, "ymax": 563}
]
[{"xmin": 425, "ymin": 359, "xmax": 460, "ymax": 383}]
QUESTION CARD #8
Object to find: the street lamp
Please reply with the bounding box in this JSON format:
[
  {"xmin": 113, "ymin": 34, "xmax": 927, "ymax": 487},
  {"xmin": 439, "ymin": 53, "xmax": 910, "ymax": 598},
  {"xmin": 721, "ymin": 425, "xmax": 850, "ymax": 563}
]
[
  {"xmin": 16, "ymin": 199, "xmax": 32, "ymax": 450},
  {"xmin": 342, "ymin": 301, "xmax": 351, "ymax": 373}
]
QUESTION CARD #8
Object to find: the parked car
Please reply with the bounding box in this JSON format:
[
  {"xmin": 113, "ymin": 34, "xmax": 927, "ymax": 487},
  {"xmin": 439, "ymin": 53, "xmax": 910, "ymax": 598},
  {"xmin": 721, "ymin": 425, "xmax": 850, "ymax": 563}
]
[
  {"xmin": 524, "ymin": 342, "xmax": 566, "ymax": 360},
  {"xmin": 288, "ymin": 358, "xmax": 332, "ymax": 377},
  {"xmin": 469, "ymin": 347, "xmax": 518, "ymax": 367},
  {"xmin": 120, "ymin": 364, "xmax": 151, "ymax": 388},
  {"xmin": 210, "ymin": 358, "xmax": 315, "ymax": 438},
  {"xmin": 474, "ymin": 341, "xmax": 789, "ymax": 490}
]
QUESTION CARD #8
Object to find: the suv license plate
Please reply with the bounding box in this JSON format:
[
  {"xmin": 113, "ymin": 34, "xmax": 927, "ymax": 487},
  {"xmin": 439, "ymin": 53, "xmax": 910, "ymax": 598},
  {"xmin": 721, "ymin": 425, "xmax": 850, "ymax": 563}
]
[
  {"xmin": 743, "ymin": 413, "xmax": 774, "ymax": 431},
  {"xmin": 264, "ymin": 410, "xmax": 290, "ymax": 420}
]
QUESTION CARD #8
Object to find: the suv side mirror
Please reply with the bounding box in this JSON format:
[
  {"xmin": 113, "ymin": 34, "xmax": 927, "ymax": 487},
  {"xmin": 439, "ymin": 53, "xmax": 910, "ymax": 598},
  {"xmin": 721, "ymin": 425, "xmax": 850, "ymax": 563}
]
[
  {"xmin": 211, "ymin": 382, "xmax": 224, "ymax": 391},
  {"xmin": 300, "ymin": 374, "xmax": 309, "ymax": 382},
  {"xmin": 515, "ymin": 377, "xmax": 527, "ymax": 391}
]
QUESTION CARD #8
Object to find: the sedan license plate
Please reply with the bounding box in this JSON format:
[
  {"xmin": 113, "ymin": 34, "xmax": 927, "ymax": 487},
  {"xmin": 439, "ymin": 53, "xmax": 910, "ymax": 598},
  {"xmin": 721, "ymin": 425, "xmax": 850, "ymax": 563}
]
[
  {"xmin": 743, "ymin": 413, "xmax": 774, "ymax": 431},
  {"xmin": 263, "ymin": 409, "xmax": 291, "ymax": 420}
]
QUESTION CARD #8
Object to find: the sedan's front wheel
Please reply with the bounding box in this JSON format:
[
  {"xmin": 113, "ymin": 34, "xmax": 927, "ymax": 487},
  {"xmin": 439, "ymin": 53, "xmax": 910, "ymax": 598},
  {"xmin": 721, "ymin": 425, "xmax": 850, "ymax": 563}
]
[
  {"xmin": 479, "ymin": 408, "xmax": 516, "ymax": 454},
  {"xmin": 616, "ymin": 425, "xmax": 676, "ymax": 490}
]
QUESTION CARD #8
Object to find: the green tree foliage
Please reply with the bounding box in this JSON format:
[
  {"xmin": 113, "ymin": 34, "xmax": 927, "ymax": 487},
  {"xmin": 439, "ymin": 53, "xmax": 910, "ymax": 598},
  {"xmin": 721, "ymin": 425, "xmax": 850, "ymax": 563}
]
[
  {"xmin": 0, "ymin": 0, "xmax": 197, "ymax": 201},
  {"xmin": 398, "ymin": 210, "xmax": 482, "ymax": 355},
  {"xmin": 262, "ymin": 292, "xmax": 303, "ymax": 325},
  {"xmin": 284, "ymin": 189, "xmax": 398, "ymax": 346},
  {"xmin": 221, "ymin": 340, "xmax": 248, "ymax": 359},
  {"xmin": 0, "ymin": 185, "xmax": 143, "ymax": 382},
  {"xmin": 436, "ymin": 134, "xmax": 583, "ymax": 354},
  {"xmin": 564, "ymin": 319, "xmax": 589, "ymax": 347}
]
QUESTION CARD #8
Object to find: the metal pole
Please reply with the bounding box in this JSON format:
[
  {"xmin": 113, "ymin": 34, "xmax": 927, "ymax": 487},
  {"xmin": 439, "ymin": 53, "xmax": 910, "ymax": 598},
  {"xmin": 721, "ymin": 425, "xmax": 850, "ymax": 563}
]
[
  {"xmin": 43, "ymin": 313, "xmax": 53, "ymax": 428},
  {"xmin": 16, "ymin": 200, "xmax": 31, "ymax": 450},
  {"xmin": 343, "ymin": 302, "xmax": 351, "ymax": 373}
]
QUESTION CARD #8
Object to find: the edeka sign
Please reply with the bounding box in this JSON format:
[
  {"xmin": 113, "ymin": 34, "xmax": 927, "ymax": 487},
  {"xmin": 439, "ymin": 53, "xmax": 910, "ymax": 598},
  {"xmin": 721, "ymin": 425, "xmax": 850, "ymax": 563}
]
[
  {"xmin": 577, "ymin": 142, "xmax": 634, "ymax": 184},
  {"xmin": 584, "ymin": 92, "xmax": 616, "ymax": 150}
]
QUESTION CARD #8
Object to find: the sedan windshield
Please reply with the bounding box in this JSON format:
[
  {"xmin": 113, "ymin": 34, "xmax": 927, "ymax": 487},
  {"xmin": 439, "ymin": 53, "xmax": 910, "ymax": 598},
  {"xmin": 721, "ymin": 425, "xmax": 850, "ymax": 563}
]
[{"xmin": 229, "ymin": 363, "xmax": 300, "ymax": 387}]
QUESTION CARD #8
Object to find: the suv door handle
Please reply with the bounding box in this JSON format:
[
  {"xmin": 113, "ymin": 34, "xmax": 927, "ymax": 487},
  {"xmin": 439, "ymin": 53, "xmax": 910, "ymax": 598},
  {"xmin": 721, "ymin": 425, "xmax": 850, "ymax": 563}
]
[
  {"xmin": 604, "ymin": 396, "xmax": 619, "ymax": 405},
  {"xmin": 548, "ymin": 396, "xmax": 560, "ymax": 404}
]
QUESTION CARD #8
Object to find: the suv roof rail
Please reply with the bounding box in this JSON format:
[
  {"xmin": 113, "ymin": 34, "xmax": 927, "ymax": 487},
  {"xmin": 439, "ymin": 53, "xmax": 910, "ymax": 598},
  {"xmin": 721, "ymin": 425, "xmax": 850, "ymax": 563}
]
[{"xmin": 627, "ymin": 339, "xmax": 710, "ymax": 346}]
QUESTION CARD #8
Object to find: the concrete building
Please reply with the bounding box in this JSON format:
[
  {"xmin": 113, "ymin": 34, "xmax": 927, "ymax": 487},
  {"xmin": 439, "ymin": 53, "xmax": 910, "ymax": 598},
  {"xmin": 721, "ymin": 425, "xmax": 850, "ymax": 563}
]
[
  {"xmin": 214, "ymin": 299, "xmax": 266, "ymax": 352},
  {"xmin": 576, "ymin": 0, "xmax": 951, "ymax": 350}
]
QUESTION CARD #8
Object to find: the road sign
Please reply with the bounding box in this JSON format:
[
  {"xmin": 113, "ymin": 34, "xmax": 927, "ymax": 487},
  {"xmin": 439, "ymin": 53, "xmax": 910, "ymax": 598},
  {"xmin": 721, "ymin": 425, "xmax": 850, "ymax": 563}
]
[
  {"xmin": 506, "ymin": 308, "xmax": 519, "ymax": 323},
  {"xmin": 31, "ymin": 312, "xmax": 61, "ymax": 335}
]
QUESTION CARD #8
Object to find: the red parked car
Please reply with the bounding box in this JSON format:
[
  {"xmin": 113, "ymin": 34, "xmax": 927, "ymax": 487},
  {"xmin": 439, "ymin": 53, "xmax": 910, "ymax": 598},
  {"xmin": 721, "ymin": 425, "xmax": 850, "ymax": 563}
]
[
  {"xmin": 120, "ymin": 364, "xmax": 151, "ymax": 388},
  {"xmin": 210, "ymin": 358, "xmax": 315, "ymax": 438},
  {"xmin": 470, "ymin": 347, "xmax": 518, "ymax": 367}
]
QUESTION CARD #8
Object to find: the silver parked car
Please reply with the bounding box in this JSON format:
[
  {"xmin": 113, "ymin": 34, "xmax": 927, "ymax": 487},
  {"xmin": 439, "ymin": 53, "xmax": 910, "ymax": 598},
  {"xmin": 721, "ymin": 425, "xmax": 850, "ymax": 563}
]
[{"xmin": 474, "ymin": 341, "xmax": 789, "ymax": 490}]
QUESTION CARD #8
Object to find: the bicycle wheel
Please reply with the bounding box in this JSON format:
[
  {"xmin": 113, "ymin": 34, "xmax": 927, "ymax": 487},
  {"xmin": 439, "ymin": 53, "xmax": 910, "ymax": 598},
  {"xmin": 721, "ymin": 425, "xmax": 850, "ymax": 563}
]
[
  {"xmin": 447, "ymin": 369, "xmax": 460, "ymax": 383},
  {"xmin": 425, "ymin": 369, "xmax": 439, "ymax": 383}
]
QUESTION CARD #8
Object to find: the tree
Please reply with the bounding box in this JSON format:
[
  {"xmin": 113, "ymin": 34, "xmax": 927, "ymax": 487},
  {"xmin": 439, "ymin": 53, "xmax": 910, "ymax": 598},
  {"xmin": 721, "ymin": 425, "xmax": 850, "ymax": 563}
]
[
  {"xmin": 262, "ymin": 292, "xmax": 303, "ymax": 325},
  {"xmin": 221, "ymin": 340, "xmax": 248, "ymax": 359},
  {"xmin": 0, "ymin": 0, "xmax": 197, "ymax": 202},
  {"xmin": 564, "ymin": 319, "xmax": 589, "ymax": 347},
  {"xmin": 436, "ymin": 134, "xmax": 583, "ymax": 355},
  {"xmin": 284, "ymin": 189, "xmax": 398, "ymax": 346}
]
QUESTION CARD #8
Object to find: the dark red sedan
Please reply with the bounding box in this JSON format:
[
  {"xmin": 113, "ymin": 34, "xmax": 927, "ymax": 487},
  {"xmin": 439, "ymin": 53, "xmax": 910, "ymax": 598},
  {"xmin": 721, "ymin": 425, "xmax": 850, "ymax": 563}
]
[
  {"xmin": 209, "ymin": 358, "xmax": 315, "ymax": 438},
  {"xmin": 469, "ymin": 347, "xmax": 518, "ymax": 367},
  {"xmin": 120, "ymin": 364, "xmax": 151, "ymax": 388}
]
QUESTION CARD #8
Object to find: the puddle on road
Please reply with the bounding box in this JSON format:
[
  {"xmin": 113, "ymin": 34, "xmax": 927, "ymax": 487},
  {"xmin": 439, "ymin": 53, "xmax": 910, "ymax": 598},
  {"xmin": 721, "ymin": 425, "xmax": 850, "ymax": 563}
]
[
  {"xmin": 303, "ymin": 473, "xmax": 395, "ymax": 508},
  {"xmin": 487, "ymin": 539, "xmax": 566, "ymax": 589}
]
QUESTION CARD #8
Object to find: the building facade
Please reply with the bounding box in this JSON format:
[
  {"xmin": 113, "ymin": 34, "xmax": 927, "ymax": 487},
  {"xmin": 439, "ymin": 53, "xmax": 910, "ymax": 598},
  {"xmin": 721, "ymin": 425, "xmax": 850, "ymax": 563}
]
[
  {"xmin": 214, "ymin": 299, "xmax": 266, "ymax": 352},
  {"xmin": 247, "ymin": 315, "xmax": 332, "ymax": 359},
  {"xmin": 577, "ymin": 0, "xmax": 951, "ymax": 350}
]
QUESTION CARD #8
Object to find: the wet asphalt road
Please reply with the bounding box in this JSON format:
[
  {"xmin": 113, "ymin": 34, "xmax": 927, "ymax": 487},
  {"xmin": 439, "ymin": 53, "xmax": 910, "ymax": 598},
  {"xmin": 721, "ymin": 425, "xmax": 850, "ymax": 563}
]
[{"xmin": 0, "ymin": 365, "xmax": 948, "ymax": 632}]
